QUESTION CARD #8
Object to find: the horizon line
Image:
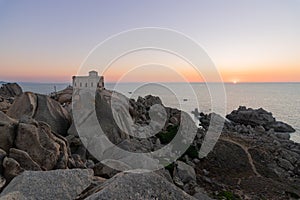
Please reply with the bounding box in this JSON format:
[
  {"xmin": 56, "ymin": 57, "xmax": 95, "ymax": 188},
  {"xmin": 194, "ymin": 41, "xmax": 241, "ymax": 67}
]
[{"xmin": 1, "ymin": 81, "xmax": 300, "ymax": 84}]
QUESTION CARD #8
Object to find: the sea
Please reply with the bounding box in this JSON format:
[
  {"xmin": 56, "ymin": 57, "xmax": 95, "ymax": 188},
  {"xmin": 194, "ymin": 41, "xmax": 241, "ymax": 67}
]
[{"xmin": 15, "ymin": 82, "xmax": 300, "ymax": 143}]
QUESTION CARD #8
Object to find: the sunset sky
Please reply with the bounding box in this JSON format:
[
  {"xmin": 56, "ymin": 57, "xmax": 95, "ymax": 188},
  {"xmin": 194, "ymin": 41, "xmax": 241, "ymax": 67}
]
[{"xmin": 0, "ymin": 0, "xmax": 299, "ymax": 83}]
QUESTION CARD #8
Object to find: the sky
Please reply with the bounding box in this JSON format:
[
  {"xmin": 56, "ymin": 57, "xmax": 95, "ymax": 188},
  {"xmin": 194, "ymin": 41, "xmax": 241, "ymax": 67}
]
[{"xmin": 0, "ymin": 0, "xmax": 299, "ymax": 83}]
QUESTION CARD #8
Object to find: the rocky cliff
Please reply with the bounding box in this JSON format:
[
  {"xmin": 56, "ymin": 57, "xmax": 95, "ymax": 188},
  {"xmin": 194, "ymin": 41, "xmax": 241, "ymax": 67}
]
[{"xmin": 0, "ymin": 84, "xmax": 299, "ymax": 200}]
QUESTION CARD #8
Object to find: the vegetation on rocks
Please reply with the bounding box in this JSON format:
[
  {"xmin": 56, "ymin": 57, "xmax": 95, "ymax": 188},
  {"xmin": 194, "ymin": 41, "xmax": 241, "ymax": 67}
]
[{"xmin": 157, "ymin": 125, "xmax": 179, "ymax": 144}]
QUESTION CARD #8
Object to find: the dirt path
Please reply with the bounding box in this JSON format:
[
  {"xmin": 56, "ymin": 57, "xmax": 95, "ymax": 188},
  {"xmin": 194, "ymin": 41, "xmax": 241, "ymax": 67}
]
[{"xmin": 220, "ymin": 137, "xmax": 262, "ymax": 177}]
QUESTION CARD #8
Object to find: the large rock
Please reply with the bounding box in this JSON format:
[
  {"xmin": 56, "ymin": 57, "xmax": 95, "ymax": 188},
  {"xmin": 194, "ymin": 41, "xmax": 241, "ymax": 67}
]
[
  {"xmin": 0, "ymin": 83, "xmax": 22, "ymax": 98},
  {"xmin": 226, "ymin": 106, "xmax": 295, "ymax": 133},
  {"xmin": 67, "ymin": 122, "xmax": 78, "ymax": 136},
  {"xmin": 14, "ymin": 121, "xmax": 69, "ymax": 170},
  {"xmin": 0, "ymin": 111, "xmax": 17, "ymax": 123},
  {"xmin": 0, "ymin": 169, "xmax": 93, "ymax": 200},
  {"xmin": 0, "ymin": 175, "xmax": 6, "ymax": 191},
  {"xmin": 0, "ymin": 98, "xmax": 11, "ymax": 113},
  {"xmin": 54, "ymin": 86, "xmax": 73, "ymax": 105},
  {"xmin": 0, "ymin": 148, "xmax": 6, "ymax": 174},
  {"xmin": 92, "ymin": 161, "xmax": 123, "ymax": 179},
  {"xmin": 2, "ymin": 157, "xmax": 24, "ymax": 182},
  {"xmin": 193, "ymin": 193, "xmax": 214, "ymax": 200},
  {"xmin": 199, "ymin": 139, "xmax": 254, "ymax": 178},
  {"xmin": 274, "ymin": 132, "xmax": 291, "ymax": 140},
  {"xmin": 0, "ymin": 112, "xmax": 17, "ymax": 152},
  {"xmin": 6, "ymin": 92, "xmax": 37, "ymax": 118},
  {"xmin": 94, "ymin": 90, "xmax": 130, "ymax": 144},
  {"xmin": 265, "ymin": 121, "xmax": 295, "ymax": 133},
  {"xmin": 0, "ymin": 111, "xmax": 72, "ymax": 172},
  {"xmin": 226, "ymin": 106, "xmax": 274, "ymax": 127},
  {"xmin": 85, "ymin": 171, "xmax": 196, "ymax": 200},
  {"xmin": 8, "ymin": 148, "xmax": 42, "ymax": 171},
  {"xmin": 196, "ymin": 131, "xmax": 300, "ymax": 199},
  {"xmin": 277, "ymin": 158, "xmax": 294, "ymax": 171},
  {"xmin": 174, "ymin": 161, "xmax": 196, "ymax": 184},
  {"xmin": 7, "ymin": 92, "xmax": 71, "ymax": 136},
  {"xmin": 0, "ymin": 192, "xmax": 25, "ymax": 200}
]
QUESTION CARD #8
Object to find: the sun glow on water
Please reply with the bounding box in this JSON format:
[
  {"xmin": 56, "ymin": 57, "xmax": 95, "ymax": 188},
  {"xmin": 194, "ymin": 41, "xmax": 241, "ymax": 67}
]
[{"xmin": 232, "ymin": 80, "xmax": 239, "ymax": 84}]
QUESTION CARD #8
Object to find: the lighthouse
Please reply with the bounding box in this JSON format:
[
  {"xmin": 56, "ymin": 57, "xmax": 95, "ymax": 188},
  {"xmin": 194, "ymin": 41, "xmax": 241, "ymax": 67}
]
[{"xmin": 72, "ymin": 70, "xmax": 104, "ymax": 90}]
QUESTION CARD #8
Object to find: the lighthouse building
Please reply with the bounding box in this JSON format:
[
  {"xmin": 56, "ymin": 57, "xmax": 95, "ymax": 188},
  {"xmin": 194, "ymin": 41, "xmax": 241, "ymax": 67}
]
[{"xmin": 72, "ymin": 71, "xmax": 104, "ymax": 90}]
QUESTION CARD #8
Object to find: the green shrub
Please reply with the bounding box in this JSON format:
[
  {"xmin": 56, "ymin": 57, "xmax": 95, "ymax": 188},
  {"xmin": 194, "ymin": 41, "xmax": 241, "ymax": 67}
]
[
  {"xmin": 165, "ymin": 162, "xmax": 175, "ymax": 175},
  {"xmin": 184, "ymin": 145, "xmax": 199, "ymax": 159},
  {"xmin": 217, "ymin": 191, "xmax": 240, "ymax": 200},
  {"xmin": 157, "ymin": 125, "xmax": 179, "ymax": 144}
]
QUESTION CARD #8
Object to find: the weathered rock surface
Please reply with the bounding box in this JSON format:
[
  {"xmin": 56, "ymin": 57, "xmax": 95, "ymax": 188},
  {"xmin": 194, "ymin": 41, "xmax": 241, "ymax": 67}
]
[
  {"xmin": 226, "ymin": 106, "xmax": 295, "ymax": 132},
  {"xmin": 0, "ymin": 83, "xmax": 23, "ymax": 113},
  {"xmin": 0, "ymin": 83, "xmax": 22, "ymax": 98},
  {"xmin": 6, "ymin": 92, "xmax": 37, "ymax": 118},
  {"xmin": 193, "ymin": 192, "xmax": 213, "ymax": 200},
  {"xmin": 0, "ymin": 117, "xmax": 16, "ymax": 152},
  {"xmin": 14, "ymin": 121, "xmax": 68, "ymax": 170},
  {"xmin": 67, "ymin": 122, "xmax": 79, "ymax": 136},
  {"xmin": 0, "ymin": 100, "xmax": 11, "ymax": 113},
  {"xmin": 265, "ymin": 121, "xmax": 296, "ymax": 133},
  {"xmin": 174, "ymin": 161, "xmax": 196, "ymax": 184},
  {"xmin": 195, "ymin": 108, "xmax": 300, "ymax": 199},
  {"xmin": 195, "ymin": 129, "xmax": 300, "ymax": 199},
  {"xmin": 274, "ymin": 132, "xmax": 291, "ymax": 140},
  {"xmin": 8, "ymin": 148, "xmax": 42, "ymax": 171},
  {"xmin": 92, "ymin": 161, "xmax": 122, "ymax": 179},
  {"xmin": 0, "ymin": 169, "xmax": 93, "ymax": 200},
  {"xmin": 0, "ymin": 111, "xmax": 75, "ymax": 183},
  {"xmin": 0, "ymin": 191, "xmax": 25, "ymax": 200},
  {"xmin": 0, "ymin": 149, "xmax": 6, "ymax": 174},
  {"xmin": 130, "ymin": 94, "xmax": 181, "ymax": 128},
  {"xmin": 94, "ymin": 89, "xmax": 130, "ymax": 144},
  {"xmin": 0, "ymin": 175, "xmax": 6, "ymax": 191},
  {"xmin": 85, "ymin": 171, "xmax": 196, "ymax": 200},
  {"xmin": 50, "ymin": 86, "xmax": 73, "ymax": 105},
  {"xmin": 2, "ymin": 157, "xmax": 24, "ymax": 182},
  {"xmin": 7, "ymin": 92, "xmax": 71, "ymax": 136}
]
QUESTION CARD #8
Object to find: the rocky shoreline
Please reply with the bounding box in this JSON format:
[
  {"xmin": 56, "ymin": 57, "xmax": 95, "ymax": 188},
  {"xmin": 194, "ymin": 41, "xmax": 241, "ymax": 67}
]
[{"xmin": 0, "ymin": 83, "xmax": 299, "ymax": 200}]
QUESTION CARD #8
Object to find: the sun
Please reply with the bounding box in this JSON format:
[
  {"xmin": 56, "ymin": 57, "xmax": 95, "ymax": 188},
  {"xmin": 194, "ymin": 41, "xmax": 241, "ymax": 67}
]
[{"xmin": 232, "ymin": 80, "xmax": 238, "ymax": 84}]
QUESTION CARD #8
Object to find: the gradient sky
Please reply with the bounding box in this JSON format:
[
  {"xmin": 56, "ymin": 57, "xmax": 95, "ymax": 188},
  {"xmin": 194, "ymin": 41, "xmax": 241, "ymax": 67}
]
[{"xmin": 0, "ymin": 0, "xmax": 299, "ymax": 83}]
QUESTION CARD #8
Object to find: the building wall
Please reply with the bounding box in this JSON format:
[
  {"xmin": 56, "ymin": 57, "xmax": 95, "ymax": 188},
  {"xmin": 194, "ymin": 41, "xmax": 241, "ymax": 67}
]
[{"xmin": 72, "ymin": 73, "xmax": 104, "ymax": 89}]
